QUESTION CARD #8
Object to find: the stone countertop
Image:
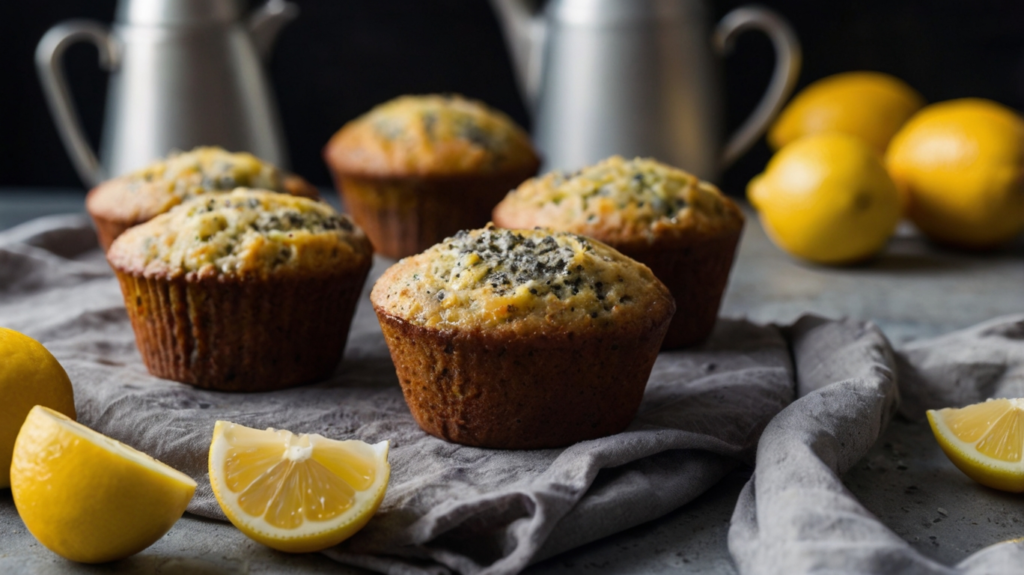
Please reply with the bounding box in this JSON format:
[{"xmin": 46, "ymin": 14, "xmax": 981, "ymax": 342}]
[{"xmin": 1, "ymin": 188, "xmax": 1022, "ymax": 574}]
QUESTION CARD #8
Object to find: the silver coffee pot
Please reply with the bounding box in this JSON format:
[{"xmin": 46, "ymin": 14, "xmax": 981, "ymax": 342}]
[
  {"xmin": 491, "ymin": 0, "xmax": 802, "ymax": 180},
  {"xmin": 36, "ymin": 0, "xmax": 298, "ymax": 187}
]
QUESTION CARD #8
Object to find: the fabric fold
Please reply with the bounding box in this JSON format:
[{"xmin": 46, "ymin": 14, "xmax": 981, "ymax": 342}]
[
  {"xmin": 6, "ymin": 215, "xmax": 1022, "ymax": 575},
  {"xmin": 729, "ymin": 315, "xmax": 1024, "ymax": 574},
  {"xmin": 0, "ymin": 216, "xmax": 792, "ymax": 575}
]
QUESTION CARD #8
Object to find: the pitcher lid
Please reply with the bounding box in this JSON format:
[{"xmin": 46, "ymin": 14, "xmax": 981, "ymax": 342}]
[
  {"xmin": 116, "ymin": 0, "xmax": 241, "ymax": 25},
  {"xmin": 550, "ymin": 0, "xmax": 703, "ymax": 26}
]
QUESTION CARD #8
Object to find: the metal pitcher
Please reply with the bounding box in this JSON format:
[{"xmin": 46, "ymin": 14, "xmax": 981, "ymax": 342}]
[
  {"xmin": 36, "ymin": 0, "xmax": 298, "ymax": 188},
  {"xmin": 491, "ymin": 0, "xmax": 801, "ymax": 180}
]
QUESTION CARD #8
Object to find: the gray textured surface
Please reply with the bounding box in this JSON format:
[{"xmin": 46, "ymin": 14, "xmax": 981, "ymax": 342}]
[
  {"xmin": 0, "ymin": 190, "xmax": 87, "ymax": 231},
  {"xmin": 0, "ymin": 498, "xmax": 354, "ymax": 574},
  {"xmin": 1, "ymin": 190, "xmax": 1022, "ymax": 574},
  {"xmin": 722, "ymin": 217, "xmax": 1024, "ymax": 345},
  {"xmin": 845, "ymin": 418, "xmax": 1024, "ymax": 566}
]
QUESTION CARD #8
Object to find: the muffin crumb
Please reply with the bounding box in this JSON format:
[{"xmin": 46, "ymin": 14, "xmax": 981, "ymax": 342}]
[{"xmin": 371, "ymin": 225, "xmax": 673, "ymax": 331}]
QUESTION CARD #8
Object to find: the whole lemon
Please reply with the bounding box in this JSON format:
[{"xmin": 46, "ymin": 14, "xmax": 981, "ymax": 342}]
[
  {"xmin": 0, "ymin": 327, "xmax": 76, "ymax": 488},
  {"xmin": 748, "ymin": 133, "xmax": 902, "ymax": 264},
  {"xmin": 886, "ymin": 98, "xmax": 1024, "ymax": 249},
  {"xmin": 769, "ymin": 71, "xmax": 926, "ymax": 154}
]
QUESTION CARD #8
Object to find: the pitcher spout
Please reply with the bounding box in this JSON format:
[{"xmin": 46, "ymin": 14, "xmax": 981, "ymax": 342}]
[{"xmin": 247, "ymin": 0, "xmax": 299, "ymax": 60}]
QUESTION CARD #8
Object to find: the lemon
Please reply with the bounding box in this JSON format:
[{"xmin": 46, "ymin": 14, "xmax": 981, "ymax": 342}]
[
  {"xmin": 886, "ymin": 98, "xmax": 1024, "ymax": 249},
  {"xmin": 208, "ymin": 421, "xmax": 390, "ymax": 553},
  {"xmin": 769, "ymin": 71, "xmax": 926, "ymax": 153},
  {"xmin": 748, "ymin": 133, "xmax": 902, "ymax": 264},
  {"xmin": 928, "ymin": 398, "xmax": 1024, "ymax": 492},
  {"xmin": 0, "ymin": 327, "xmax": 76, "ymax": 489},
  {"xmin": 10, "ymin": 405, "xmax": 196, "ymax": 563}
]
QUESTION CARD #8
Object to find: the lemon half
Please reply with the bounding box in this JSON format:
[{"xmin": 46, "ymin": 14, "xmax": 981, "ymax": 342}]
[
  {"xmin": 928, "ymin": 398, "xmax": 1024, "ymax": 492},
  {"xmin": 10, "ymin": 405, "xmax": 196, "ymax": 563},
  {"xmin": 208, "ymin": 421, "xmax": 390, "ymax": 553}
]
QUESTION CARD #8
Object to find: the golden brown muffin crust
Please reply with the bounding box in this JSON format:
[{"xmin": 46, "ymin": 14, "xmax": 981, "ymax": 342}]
[
  {"xmin": 324, "ymin": 94, "xmax": 539, "ymax": 177},
  {"xmin": 492, "ymin": 156, "xmax": 744, "ymax": 248},
  {"xmin": 370, "ymin": 225, "xmax": 674, "ymax": 335},
  {"xmin": 86, "ymin": 147, "xmax": 318, "ymax": 228},
  {"xmin": 107, "ymin": 189, "xmax": 371, "ymax": 280}
]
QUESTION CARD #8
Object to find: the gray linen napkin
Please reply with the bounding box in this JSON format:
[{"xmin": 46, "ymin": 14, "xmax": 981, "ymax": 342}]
[
  {"xmin": 5, "ymin": 214, "xmax": 1022, "ymax": 575},
  {"xmin": 729, "ymin": 314, "xmax": 1024, "ymax": 574},
  {"xmin": 0, "ymin": 215, "xmax": 793, "ymax": 575}
]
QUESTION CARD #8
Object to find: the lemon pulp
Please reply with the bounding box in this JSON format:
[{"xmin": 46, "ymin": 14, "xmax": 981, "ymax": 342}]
[
  {"xmin": 928, "ymin": 398, "xmax": 1024, "ymax": 492},
  {"xmin": 209, "ymin": 421, "xmax": 390, "ymax": 553}
]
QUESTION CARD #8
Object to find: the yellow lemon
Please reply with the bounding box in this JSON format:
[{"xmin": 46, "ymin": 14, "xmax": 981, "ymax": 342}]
[
  {"xmin": 928, "ymin": 398, "xmax": 1024, "ymax": 492},
  {"xmin": 208, "ymin": 421, "xmax": 390, "ymax": 553},
  {"xmin": 886, "ymin": 98, "xmax": 1024, "ymax": 249},
  {"xmin": 0, "ymin": 327, "xmax": 76, "ymax": 488},
  {"xmin": 10, "ymin": 405, "xmax": 196, "ymax": 563},
  {"xmin": 748, "ymin": 133, "xmax": 902, "ymax": 264},
  {"xmin": 769, "ymin": 71, "xmax": 926, "ymax": 154}
]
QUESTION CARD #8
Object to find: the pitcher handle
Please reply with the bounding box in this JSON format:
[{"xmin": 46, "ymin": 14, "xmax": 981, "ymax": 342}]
[
  {"xmin": 35, "ymin": 20, "xmax": 118, "ymax": 188},
  {"xmin": 715, "ymin": 6, "xmax": 801, "ymax": 169}
]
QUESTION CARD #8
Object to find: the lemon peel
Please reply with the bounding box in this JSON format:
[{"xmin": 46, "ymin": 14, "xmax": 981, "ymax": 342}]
[{"xmin": 10, "ymin": 406, "xmax": 196, "ymax": 563}]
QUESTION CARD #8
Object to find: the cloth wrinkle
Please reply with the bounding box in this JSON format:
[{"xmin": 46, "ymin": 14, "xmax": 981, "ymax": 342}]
[
  {"xmin": 0, "ymin": 216, "xmax": 793, "ymax": 575},
  {"xmin": 729, "ymin": 313, "xmax": 1024, "ymax": 574},
  {"xmin": 4, "ymin": 216, "xmax": 1023, "ymax": 574}
]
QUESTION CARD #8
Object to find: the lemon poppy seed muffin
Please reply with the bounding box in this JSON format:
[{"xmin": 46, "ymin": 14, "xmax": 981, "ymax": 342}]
[
  {"xmin": 493, "ymin": 156, "xmax": 744, "ymax": 349},
  {"xmin": 323, "ymin": 95, "xmax": 540, "ymax": 258},
  {"xmin": 107, "ymin": 189, "xmax": 373, "ymax": 391},
  {"xmin": 371, "ymin": 225, "xmax": 675, "ymax": 449},
  {"xmin": 87, "ymin": 146, "xmax": 318, "ymax": 251}
]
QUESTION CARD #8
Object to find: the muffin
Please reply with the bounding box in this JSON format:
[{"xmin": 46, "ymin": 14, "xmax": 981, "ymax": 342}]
[
  {"xmin": 106, "ymin": 189, "xmax": 373, "ymax": 392},
  {"xmin": 371, "ymin": 225, "xmax": 675, "ymax": 449},
  {"xmin": 492, "ymin": 156, "xmax": 744, "ymax": 349},
  {"xmin": 323, "ymin": 94, "xmax": 540, "ymax": 258},
  {"xmin": 87, "ymin": 147, "xmax": 318, "ymax": 251}
]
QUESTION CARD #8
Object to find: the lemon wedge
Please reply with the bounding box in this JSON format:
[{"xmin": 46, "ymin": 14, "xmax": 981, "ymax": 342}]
[
  {"xmin": 927, "ymin": 398, "xmax": 1024, "ymax": 492},
  {"xmin": 208, "ymin": 421, "xmax": 390, "ymax": 553},
  {"xmin": 10, "ymin": 405, "xmax": 196, "ymax": 563}
]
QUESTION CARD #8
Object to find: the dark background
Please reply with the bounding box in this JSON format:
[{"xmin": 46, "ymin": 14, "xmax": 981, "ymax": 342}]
[{"xmin": 2, "ymin": 0, "xmax": 1024, "ymax": 197}]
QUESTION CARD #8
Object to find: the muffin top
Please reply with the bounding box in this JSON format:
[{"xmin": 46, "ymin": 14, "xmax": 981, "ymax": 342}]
[
  {"xmin": 107, "ymin": 189, "xmax": 372, "ymax": 280},
  {"xmin": 87, "ymin": 147, "xmax": 318, "ymax": 225},
  {"xmin": 324, "ymin": 94, "xmax": 539, "ymax": 177},
  {"xmin": 370, "ymin": 225, "xmax": 674, "ymax": 335},
  {"xmin": 492, "ymin": 156, "xmax": 744, "ymax": 247}
]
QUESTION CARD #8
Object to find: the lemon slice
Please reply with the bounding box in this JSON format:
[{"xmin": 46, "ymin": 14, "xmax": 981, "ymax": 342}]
[
  {"xmin": 927, "ymin": 398, "xmax": 1024, "ymax": 492},
  {"xmin": 10, "ymin": 405, "xmax": 196, "ymax": 563},
  {"xmin": 208, "ymin": 421, "xmax": 390, "ymax": 553}
]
